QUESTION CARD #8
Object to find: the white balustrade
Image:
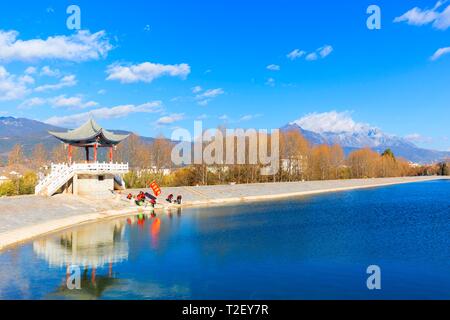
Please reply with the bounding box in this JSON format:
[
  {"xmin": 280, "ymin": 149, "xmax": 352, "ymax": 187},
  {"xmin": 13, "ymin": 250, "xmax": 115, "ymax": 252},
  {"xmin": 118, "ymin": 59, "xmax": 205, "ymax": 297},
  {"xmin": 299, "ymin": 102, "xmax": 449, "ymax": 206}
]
[{"xmin": 35, "ymin": 162, "xmax": 129, "ymax": 196}]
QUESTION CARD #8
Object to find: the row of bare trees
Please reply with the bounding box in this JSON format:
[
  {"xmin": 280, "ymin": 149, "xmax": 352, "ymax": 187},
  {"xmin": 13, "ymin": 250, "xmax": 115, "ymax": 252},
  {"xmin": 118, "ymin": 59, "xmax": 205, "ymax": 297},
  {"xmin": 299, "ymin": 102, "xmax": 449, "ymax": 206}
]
[
  {"xmin": 279, "ymin": 130, "xmax": 416, "ymax": 181},
  {"xmin": 5, "ymin": 143, "xmax": 79, "ymax": 169},
  {"xmin": 3, "ymin": 130, "xmax": 447, "ymax": 187}
]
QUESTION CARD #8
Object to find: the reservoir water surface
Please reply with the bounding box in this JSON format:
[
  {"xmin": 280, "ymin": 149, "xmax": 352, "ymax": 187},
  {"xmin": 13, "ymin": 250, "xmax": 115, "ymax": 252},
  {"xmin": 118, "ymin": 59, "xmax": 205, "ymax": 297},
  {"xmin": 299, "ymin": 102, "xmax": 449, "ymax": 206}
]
[{"xmin": 1, "ymin": 179, "xmax": 449, "ymax": 299}]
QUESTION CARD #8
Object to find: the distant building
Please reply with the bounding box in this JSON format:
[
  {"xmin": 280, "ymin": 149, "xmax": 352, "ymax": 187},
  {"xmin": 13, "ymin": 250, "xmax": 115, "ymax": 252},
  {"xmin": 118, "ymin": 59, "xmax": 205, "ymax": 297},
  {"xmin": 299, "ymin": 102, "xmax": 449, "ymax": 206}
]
[
  {"xmin": 281, "ymin": 157, "xmax": 307, "ymax": 174},
  {"xmin": 138, "ymin": 166, "xmax": 172, "ymax": 177},
  {"xmin": 0, "ymin": 175, "xmax": 9, "ymax": 185},
  {"xmin": 8, "ymin": 170, "xmax": 21, "ymax": 177},
  {"xmin": 408, "ymin": 162, "xmax": 422, "ymax": 168},
  {"xmin": 0, "ymin": 165, "xmax": 27, "ymax": 184}
]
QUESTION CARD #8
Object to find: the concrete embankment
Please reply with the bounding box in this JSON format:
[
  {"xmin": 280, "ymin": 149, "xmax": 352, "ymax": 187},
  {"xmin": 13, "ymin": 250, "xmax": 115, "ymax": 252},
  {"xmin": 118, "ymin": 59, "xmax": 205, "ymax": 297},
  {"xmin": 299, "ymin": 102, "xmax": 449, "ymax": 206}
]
[{"xmin": 0, "ymin": 176, "xmax": 448, "ymax": 251}]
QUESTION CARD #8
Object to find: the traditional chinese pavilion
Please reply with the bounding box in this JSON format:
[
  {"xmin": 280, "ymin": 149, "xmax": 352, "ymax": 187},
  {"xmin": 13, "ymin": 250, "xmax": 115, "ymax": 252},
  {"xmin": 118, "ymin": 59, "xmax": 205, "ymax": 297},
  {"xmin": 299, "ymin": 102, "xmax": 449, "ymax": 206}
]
[{"xmin": 35, "ymin": 119, "xmax": 129, "ymax": 197}]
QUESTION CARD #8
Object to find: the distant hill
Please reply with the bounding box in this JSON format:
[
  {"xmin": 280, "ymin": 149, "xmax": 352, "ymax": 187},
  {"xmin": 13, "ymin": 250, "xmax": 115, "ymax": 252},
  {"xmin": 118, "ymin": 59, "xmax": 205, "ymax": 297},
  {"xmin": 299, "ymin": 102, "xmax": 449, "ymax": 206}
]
[
  {"xmin": 0, "ymin": 117, "xmax": 154, "ymax": 159},
  {"xmin": 281, "ymin": 123, "xmax": 450, "ymax": 164}
]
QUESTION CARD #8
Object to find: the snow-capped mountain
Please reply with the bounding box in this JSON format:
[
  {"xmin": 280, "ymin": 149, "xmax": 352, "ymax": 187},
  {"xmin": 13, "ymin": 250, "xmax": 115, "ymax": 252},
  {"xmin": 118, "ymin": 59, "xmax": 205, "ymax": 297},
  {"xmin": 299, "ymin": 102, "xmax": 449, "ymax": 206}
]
[
  {"xmin": 281, "ymin": 122, "xmax": 449, "ymax": 164},
  {"xmin": 319, "ymin": 127, "xmax": 417, "ymax": 149}
]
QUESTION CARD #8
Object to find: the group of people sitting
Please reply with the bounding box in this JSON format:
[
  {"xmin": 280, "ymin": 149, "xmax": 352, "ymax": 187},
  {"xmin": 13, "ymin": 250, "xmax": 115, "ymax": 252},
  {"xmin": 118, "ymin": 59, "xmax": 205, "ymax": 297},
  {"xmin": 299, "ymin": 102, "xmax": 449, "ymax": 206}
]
[
  {"xmin": 127, "ymin": 191, "xmax": 157, "ymax": 207},
  {"xmin": 166, "ymin": 194, "xmax": 183, "ymax": 205},
  {"xmin": 126, "ymin": 192, "xmax": 183, "ymax": 206}
]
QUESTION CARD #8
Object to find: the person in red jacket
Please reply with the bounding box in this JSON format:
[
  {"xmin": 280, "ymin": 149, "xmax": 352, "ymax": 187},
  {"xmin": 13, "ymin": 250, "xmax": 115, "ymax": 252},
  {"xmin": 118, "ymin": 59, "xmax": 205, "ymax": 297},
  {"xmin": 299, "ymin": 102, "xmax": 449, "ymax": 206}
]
[{"xmin": 135, "ymin": 192, "xmax": 146, "ymax": 206}]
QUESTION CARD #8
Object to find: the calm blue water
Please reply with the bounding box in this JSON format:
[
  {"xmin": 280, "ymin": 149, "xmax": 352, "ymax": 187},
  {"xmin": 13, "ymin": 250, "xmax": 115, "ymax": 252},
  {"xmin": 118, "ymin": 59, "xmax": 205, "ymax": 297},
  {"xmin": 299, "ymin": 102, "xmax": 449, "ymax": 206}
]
[{"xmin": 1, "ymin": 180, "xmax": 450, "ymax": 300}]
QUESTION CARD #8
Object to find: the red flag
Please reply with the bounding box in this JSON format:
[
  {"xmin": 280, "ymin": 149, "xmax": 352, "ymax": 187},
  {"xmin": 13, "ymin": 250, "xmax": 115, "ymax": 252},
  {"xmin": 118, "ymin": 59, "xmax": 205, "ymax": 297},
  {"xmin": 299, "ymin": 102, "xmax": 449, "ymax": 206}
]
[{"xmin": 149, "ymin": 181, "xmax": 162, "ymax": 197}]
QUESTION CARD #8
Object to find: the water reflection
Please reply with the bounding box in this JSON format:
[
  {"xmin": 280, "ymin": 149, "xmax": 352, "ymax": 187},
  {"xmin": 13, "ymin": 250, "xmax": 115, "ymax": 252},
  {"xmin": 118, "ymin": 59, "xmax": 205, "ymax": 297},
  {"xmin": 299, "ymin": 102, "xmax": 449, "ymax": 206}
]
[
  {"xmin": 26, "ymin": 209, "xmax": 184, "ymax": 299},
  {"xmin": 33, "ymin": 220, "xmax": 129, "ymax": 269},
  {"xmin": 50, "ymin": 270, "xmax": 120, "ymax": 300}
]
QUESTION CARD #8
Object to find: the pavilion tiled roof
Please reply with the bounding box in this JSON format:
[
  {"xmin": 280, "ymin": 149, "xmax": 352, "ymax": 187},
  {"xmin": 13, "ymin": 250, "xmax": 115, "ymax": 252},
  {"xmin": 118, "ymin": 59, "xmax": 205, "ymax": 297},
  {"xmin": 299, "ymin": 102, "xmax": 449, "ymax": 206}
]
[{"xmin": 48, "ymin": 118, "xmax": 129, "ymax": 147}]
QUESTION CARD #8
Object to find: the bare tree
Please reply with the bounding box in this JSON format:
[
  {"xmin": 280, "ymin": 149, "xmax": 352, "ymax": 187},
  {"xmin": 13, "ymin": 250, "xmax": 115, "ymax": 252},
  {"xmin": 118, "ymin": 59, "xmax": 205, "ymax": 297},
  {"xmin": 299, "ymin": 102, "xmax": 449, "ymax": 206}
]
[
  {"xmin": 31, "ymin": 144, "xmax": 48, "ymax": 168},
  {"xmin": 8, "ymin": 144, "xmax": 25, "ymax": 166},
  {"xmin": 51, "ymin": 144, "xmax": 67, "ymax": 163}
]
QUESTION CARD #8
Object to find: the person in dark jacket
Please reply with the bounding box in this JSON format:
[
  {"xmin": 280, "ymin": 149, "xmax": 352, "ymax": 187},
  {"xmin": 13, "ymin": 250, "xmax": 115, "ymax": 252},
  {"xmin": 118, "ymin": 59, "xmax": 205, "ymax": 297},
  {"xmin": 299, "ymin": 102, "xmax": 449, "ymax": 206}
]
[{"xmin": 166, "ymin": 194, "xmax": 174, "ymax": 203}]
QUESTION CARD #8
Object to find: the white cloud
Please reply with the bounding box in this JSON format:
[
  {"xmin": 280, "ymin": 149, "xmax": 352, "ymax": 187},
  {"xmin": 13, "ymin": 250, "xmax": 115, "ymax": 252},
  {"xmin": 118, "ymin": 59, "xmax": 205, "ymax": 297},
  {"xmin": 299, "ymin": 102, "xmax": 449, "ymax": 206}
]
[
  {"xmin": 218, "ymin": 114, "xmax": 229, "ymax": 121},
  {"xmin": 156, "ymin": 113, "xmax": 184, "ymax": 125},
  {"xmin": 97, "ymin": 89, "xmax": 106, "ymax": 95},
  {"xmin": 288, "ymin": 45, "xmax": 333, "ymax": 62},
  {"xmin": 291, "ymin": 111, "xmax": 371, "ymax": 134},
  {"xmin": 394, "ymin": 4, "xmax": 441, "ymax": 26},
  {"xmin": 198, "ymin": 100, "xmax": 209, "ymax": 106},
  {"xmin": 0, "ymin": 66, "xmax": 31, "ymax": 101},
  {"xmin": 195, "ymin": 88, "xmax": 225, "ymax": 105},
  {"xmin": 196, "ymin": 88, "xmax": 224, "ymax": 99},
  {"xmin": 106, "ymin": 61, "xmax": 191, "ymax": 83},
  {"xmin": 434, "ymin": 5, "xmax": 450, "ymax": 29},
  {"xmin": 305, "ymin": 52, "xmax": 318, "ymax": 61},
  {"xmin": 19, "ymin": 75, "xmax": 34, "ymax": 85},
  {"xmin": 266, "ymin": 64, "xmax": 280, "ymax": 71},
  {"xmin": 192, "ymin": 85, "xmax": 202, "ymax": 93},
  {"xmin": 405, "ymin": 133, "xmax": 433, "ymax": 144},
  {"xmin": 49, "ymin": 95, "xmax": 98, "ymax": 109},
  {"xmin": 239, "ymin": 114, "xmax": 262, "ymax": 122},
  {"xmin": 40, "ymin": 66, "xmax": 60, "ymax": 77},
  {"xmin": 24, "ymin": 66, "xmax": 37, "ymax": 75},
  {"xmin": 431, "ymin": 46, "xmax": 450, "ymax": 60},
  {"xmin": 319, "ymin": 45, "xmax": 333, "ymax": 58},
  {"xmin": 265, "ymin": 77, "xmax": 275, "ymax": 87},
  {"xmin": 18, "ymin": 97, "xmax": 46, "ymax": 109},
  {"xmin": 45, "ymin": 101, "xmax": 163, "ymax": 126},
  {"xmin": 34, "ymin": 74, "xmax": 77, "ymax": 92},
  {"xmin": 287, "ymin": 49, "xmax": 306, "ymax": 60},
  {"xmin": 18, "ymin": 95, "xmax": 98, "ymax": 110},
  {"xmin": 394, "ymin": 1, "xmax": 450, "ymax": 30},
  {"xmin": 0, "ymin": 30, "xmax": 112, "ymax": 62}
]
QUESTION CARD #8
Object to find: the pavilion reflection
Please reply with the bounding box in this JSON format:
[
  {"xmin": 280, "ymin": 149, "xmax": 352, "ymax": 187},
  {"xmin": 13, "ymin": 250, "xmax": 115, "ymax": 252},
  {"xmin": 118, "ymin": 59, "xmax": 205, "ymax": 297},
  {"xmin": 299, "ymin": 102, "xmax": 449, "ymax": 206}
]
[
  {"xmin": 49, "ymin": 270, "xmax": 120, "ymax": 300},
  {"xmin": 33, "ymin": 220, "xmax": 129, "ymax": 293},
  {"xmin": 32, "ymin": 209, "xmax": 184, "ymax": 298}
]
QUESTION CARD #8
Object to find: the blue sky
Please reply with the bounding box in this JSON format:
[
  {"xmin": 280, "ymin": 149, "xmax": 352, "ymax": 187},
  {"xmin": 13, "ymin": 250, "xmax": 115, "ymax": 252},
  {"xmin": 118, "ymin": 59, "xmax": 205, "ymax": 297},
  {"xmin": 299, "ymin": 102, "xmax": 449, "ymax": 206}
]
[{"xmin": 0, "ymin": 0, "xmax": 449, "ymax": 150}]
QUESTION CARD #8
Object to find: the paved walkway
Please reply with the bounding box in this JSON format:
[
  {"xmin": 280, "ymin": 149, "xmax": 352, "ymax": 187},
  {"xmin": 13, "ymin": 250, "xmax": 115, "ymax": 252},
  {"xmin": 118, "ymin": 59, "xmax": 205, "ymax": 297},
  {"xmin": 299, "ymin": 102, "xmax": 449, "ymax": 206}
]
[
  {"xmin": 0, "ymin": 194, "xmax": 126, "ymax": 234},
  {"xmin": 128, "ymin": 176, "xmax": 448, "ymax": 205},
  {"xmin": 0, "ymin": 176, "xmax": 448, "ymax": 251}
]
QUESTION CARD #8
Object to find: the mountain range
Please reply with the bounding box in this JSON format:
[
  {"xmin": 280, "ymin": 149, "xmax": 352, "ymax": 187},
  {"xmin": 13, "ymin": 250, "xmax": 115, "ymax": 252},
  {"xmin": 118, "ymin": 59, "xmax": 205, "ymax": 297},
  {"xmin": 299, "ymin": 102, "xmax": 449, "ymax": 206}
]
[
  {"xmin": 281, "ymin": 123, "xmax": 450, "ymax": 164},
  {"xmin": 0, "ymin": 116, "xmax": 448, "ymax": 164}
]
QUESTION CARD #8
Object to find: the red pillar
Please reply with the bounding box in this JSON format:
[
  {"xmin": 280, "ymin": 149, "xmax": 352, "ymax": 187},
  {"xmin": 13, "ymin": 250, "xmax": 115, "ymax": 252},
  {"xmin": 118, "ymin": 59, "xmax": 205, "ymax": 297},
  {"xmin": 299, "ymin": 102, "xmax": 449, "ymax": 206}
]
[
  {"xmin": 91, "ymin": 267, "xmax": 96, "ymax": 285},
  {"xmin": 94, "ymin": 144, "xmax": 98, "ymax": 162},
  {"xmin": 68, "ymin": 145, "xmax": 73, "ymax": 164},
  {"xmin": 109, "ymin": 146, "xmax": 113, "ymax": 163},
  {"xmin": 66, "ymin": 264, "xmax": 70, "ymax": 283}
]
